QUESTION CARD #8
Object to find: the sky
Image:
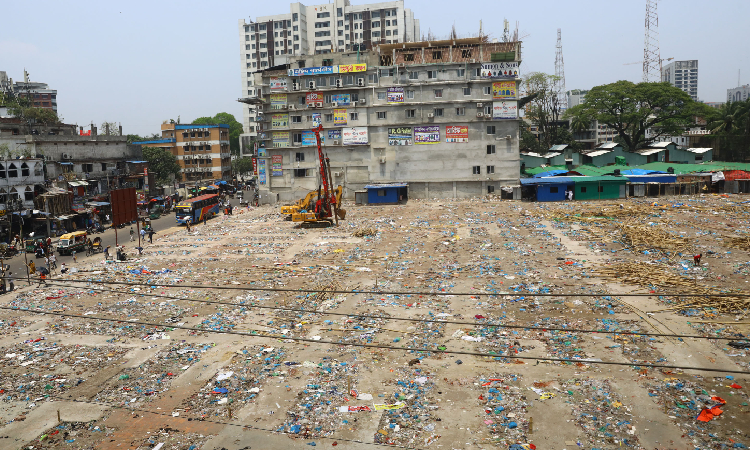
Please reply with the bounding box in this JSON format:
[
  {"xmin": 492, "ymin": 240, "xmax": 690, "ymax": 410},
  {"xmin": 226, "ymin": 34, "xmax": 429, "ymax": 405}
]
[{"xmin": 2, "ymin": 0, "xmax": 748, "ymax": 136}]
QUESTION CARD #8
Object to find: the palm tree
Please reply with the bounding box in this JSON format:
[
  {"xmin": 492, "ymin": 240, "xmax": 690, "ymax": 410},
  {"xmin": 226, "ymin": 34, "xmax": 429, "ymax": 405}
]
[{"xmin": 708, "ymin": 101, "xmax": 743, "ymax": 134}]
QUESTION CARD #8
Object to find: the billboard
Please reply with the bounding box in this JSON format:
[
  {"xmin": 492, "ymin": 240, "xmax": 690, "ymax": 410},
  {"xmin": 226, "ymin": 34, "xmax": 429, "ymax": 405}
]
[
  {"xmin": 302, "ymin": 130, "xmax": 325, "ymax": 146},
  {"xmin": 338, "ymin": 63, "xmax": 367, "ymax": 73},
  {"xmin": 492, "ymin": 81, "xmax": 516, "ymax": 99},
  {"xmin": 387, "ymin": 87, "xmax": 404, "ymax": 103},
  {"xmin": 252, "ymin": 157, "xmax": 257, "ymax": 175},
  {"xmin": 110, "ymin": 188, "xmax": 138, "ymax": 226},
  {"xmin": 342, "ymin": 127, "xmax": 368, "ymax": 145},
  {"xmin": 288, "ymin": 64, "xmax": 367, "ymax": 76},
  {"xmin": 312, "ymin": 113, "xmax": 322, "ymax": 127},
  {"xmin": 271, "ymin": 114, "xmax": 288, "ymax": 128},
  {"xmin": 272, "ymin": 131, "xmax": 289, "ymax": 148},
  {"xmin": 445, "ymin": 125, "xmax": 469, "ymax": 143},
  {"xmin": 328, "ymin": 129, "xmax": 341, "ymax": 140},
  {"xmin": 332, "ymin": 93, "xmax": 351, "ymax": 106},
  {"xmin": 334, "ymin": 109, "xmax": 347, "ymax": 126},
  {"xmin": 270, "ymin": 93, "xmax": 287, "ymax": 109},
  {"xmin": 481, "ymin": 62, "xmax": 520, "ymax": 78},
  {"xmin": 258, "ymin": 159, "xmax": 267, "ymax": 184},
  {"xmin": 271, "ymin": 155, "xmax": 283, "ymax": 176},
  {"xmin": 388, "ymin": 127, "xmax": 412, "ymax": 146},
  {"xmin": 305, "ymin": 91, "xmax": 324, "ymax": 105},
  {"xmin": 493, "ymin": 101, "xmax": 518, "ymax": 119},
  {"xmin": 414, "ymin": 125, "xmax": 440, "ymax": 144},
  {"xmin": 270, "ymin": 77, "xmax": 288, "ymax": 90}
]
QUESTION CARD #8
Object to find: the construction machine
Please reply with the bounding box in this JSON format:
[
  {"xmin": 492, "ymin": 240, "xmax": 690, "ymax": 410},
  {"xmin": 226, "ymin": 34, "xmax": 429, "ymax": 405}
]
[{"xmin": 291, "ymin": 125, "xmax": 346, "ymax": 228}]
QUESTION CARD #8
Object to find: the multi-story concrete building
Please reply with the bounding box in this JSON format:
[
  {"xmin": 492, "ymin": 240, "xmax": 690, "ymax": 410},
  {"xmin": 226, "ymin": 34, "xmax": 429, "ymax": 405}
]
[
  {"xmin": 133, "ymin": 123, "xmax": 232, "ymax": 183},
  {"xmin": 566, "ymin": 89, "xmax": 587, "ymax": 109},
  {"xmin": 727, "ymin": 84, "xmax": 750, "ymax": 103},
  {"xmin": 240, "ymin": 37, "xmax": 522, "ymax": 201},
  {"xmin": 0, "ymin": 70, "xmax": 58, "ymax": 113},
  {"xmin": 661, "ymin": 60, "xmax": 698, "ymax": 101},
  {"xmin": 238, "ymin": 0, "xmax": 421, "ymax": 137}
]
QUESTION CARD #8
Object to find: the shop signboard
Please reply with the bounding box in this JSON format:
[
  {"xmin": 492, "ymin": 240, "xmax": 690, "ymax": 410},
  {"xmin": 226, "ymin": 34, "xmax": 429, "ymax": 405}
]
[
  {"xmin": 271, "ymin": 114, "xmax": 288, "ymax": 128},
  {"xmin": 445, "ymin": 125, "xmax": 469, "ymax": 143},
  {"xmin": 492, "ymin": 81, "xmax": 516, "ymax": 99},
  {"xmin": 270, "ymin": 77, "xmax": 288, "ymax": 90},
  {"xmin": 388, "ymin": 127, "xmax": 412, "ymax": 146},
  {"xmin": 342, "ymin": 127, "xmax": 368, "ymax": 145},
  {"xmin": 492, "ymin": 100, "xmax": 518, "ymax": 119},
  {"xmin": 387, "ymin": 87, "xmax": 404, "ymax": 103},
  {"xmin": 271, "ymin": 155, "xmax": 282, "ymax": 176},
  {"xmin": 333, "ymin": 109, "xmax": 347, "ymax": 126},
  {"xmin": 414, "ymin": 125, "xmax": 440, "ymax": 144},
  {"xmin": 481, "ymin": 61, "xmax": 520, "ymax": 78}
]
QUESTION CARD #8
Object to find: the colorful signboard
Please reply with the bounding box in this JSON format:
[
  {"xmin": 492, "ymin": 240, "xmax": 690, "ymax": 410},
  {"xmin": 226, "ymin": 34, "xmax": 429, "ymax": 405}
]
[
  {"xmin": 388, "ymin": 127, "xmax": 412, "ymax": 146},
  {"xmin": 492, "ymin": 81, "xmax": 516, "ymax": 99},
  {"xmin": 493, "ymin": 101, "xmax": 518, "ymax": 119},
  {"xmin": 333, "ymin": 109, "xmax": 347, "ymax": 126},
  {"xmin": 312, "ymin": 113, "xmax": 322, "ymax": 127},
  {"xmin": 287, "ymin": 64, "xmax": 367, "ymax": 77},
  {"xmin": 257, "ymin": 147, "xmax": 266, "ymax": 157},
  {"xmin": 338, "ymin": 63, "xmax": 367, "ymax": 73},
  {"xmin": 386, "ymin": 87, "xmax": 404, "ymax": 103},
  {"xmin": 271, "ymin": 155, "xmax": 283, "ymax": 176},
  {"xmin": 481, "ymin": 62, "xmax": 520, "ymax": 78},
  {"xmin": 342, "ymin": 127, "xmax": 368, "ymax": 145},
  {"xmin": 445, "ymin": 125, "xmax": 469, "ymax": 143},
  {"xmin": 252, "ymin": 157, "xmax": 257, "ymax": 175},
  {"xmin": 258, "ymin": 159, "xmax": 267, "ymax": 185},
  {"xmin": 270, "ymin": 77, "xmax": 288, "ymax": 90},
  {"xmin": 414, "ymin": 125, "xmax": 440, "ymax": 144},
  {"xmin": 328, "ymin": 129, "xmax": 341, "ymax": 140},
  {"xmin": 272, "ymin": 131, "xmax": 289, "ymax": 148},
  {"xmin": 271, "ymin": 114, "xmax": 288, "ymax": 129},
  {"xmin": 306, "ymin": 91, "xmax": 324, "ymax": 105},
  {"xmin": 331, "ymin": 93, "xmax": 351, "ymax": 106},
  {"xmin": 270, "ymin": 93, "xmax": 287, "ymax": 109},
  {"xmin": 302, "ymin": 130, "xmax": 325, "ymax": 146}
]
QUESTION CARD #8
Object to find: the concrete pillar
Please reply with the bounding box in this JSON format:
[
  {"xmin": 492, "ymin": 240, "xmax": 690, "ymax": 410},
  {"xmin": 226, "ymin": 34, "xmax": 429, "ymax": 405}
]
[
  {"xmin": 424, "ymin": 182, "xmax": 428, "ymax": 199},
  {"xmin": 452, "ymin": 181, "xmax": 456, "ymax": 199}
]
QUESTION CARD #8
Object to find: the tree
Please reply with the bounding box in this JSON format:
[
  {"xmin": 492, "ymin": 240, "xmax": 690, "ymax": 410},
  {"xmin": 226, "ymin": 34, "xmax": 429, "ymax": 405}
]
[
  {"xmin": 705, "ymin": 100, "xmax": 750, "ymax": 161},
  {"xmin": 565, "ymin": 81, "xmax": 697, "ymax": 150},
  {"xmin": 142, "ymin": 147, "xmax": 182, "ymax": 185},
  {"xmin": 192, "ymin": 112, "xmax": 243, "ymax": 156},
  {"xmin": 99, "ymin": 122, "xmax": 120, "ymax": 135},
  {"xmin": 522, "ymin": 72, "xmax": 566, "ymax": 150},
  {"xmin": 126, "ymin": 133, "xmax": 161, "ymax": 144},
  {"xmin": 232, "ymin": 157, "xmax": 254, "ymax": 177}
]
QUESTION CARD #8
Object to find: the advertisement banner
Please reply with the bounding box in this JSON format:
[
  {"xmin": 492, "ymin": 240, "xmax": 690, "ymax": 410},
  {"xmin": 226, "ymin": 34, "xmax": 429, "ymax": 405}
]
[
  {"xmin": 270, "ymin": 93, "xmax": 287, "ymax": 109},
  {"xmin": 338, "ymin": 63, "xmax": 367, "ymax": 73},
  {"xmin": 272, "ymin": 131, "xmax": 289, "ymax": 148},
  {"xmin": 270, "ymin": 77, "xmax": 288, "ymax": 90},
  {"xmin": 305, "ymin": 91, "xmax": 324, "ymax": 105},
  {"xmin": 333, "ymin": 109, "xmax": 347, "ymax": 126},
  {"xmin": 414, "ymin": 125, "xmax": 440, "ymax": 144},
  {"xmin": 257, "ymin": 147, "xmax": 266, "ymax": 157},
  {"xmin": 144, "ymin": 168, "xmax": 149, "ymax": 194},
  {"xmin": 271, "ymin": 114, "xmax": 288, "ymax": 129},
  {"xmin": 388, "ymin": 127, "xmax": 412, "ymax": 146},
  {"xmin": 445, "ymin": 125, "xmax": 469, "ymax": 143},
  {"xmin": 271, "ymin": 155, "xmax": 282, "ymax": 176},
  {"xmin": 481, "ymin": 62, "xmax": 520, "ymax": 78},
  {"xmin": 258, "ymin": 159, "xmax": 267, "ymax": 185},
  {"xmin": 328, "ymin": 130, "xmax": 341, "ymax": 140},
  {"xmin": 312, "ymin": 113, "xmax": 322, "ymax": 127},
  {"xmin": 493, "ymin": 100, "xmax": 518, "ymax": 119},
  {"xmin": 288, "ymin": 66, "xmax": 335, "ymax": 77},
  {"xmin": 302, "ymin": 130, "xmax": 325, "ymax": 146},
  {"xmin": 386, "ymin": 87, "xmax": 404, "ymax": 103},
  {"xmin": 492, "ymin": 81, "xmax": 516, "ymax": 99},
  {"xmin": 252, "ymin": 157, "xmax": 257, "ymax": 175},
  {"xmin": 332, "ymin": 93, "xmax": 351, "ymax": 106},
  {"xmin": 342, "ymin": 127, "xmax": 368, "ymax": 145}
]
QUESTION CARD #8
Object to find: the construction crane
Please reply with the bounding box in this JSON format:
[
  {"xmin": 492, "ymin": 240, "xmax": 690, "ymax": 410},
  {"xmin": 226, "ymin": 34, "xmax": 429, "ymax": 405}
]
[
  {"xmin": 291, "ymin": 125, "xmax": 346, "ymax": 228},
  {"xmin": 623, "ymin": 57, "xmax": 673, "ymax": 66}
]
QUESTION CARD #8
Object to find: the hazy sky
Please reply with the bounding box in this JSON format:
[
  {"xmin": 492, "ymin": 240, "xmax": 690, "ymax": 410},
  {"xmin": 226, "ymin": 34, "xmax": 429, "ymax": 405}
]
[{"xmin": 2, "ymin": 0, "xmax": 748, "ymax": 136}]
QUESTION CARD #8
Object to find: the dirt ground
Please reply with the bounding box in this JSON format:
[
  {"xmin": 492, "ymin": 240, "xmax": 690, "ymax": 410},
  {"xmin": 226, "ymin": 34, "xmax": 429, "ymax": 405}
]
[{"xmin": 1, "ymin": 194, "xmax": 749, "ymax": 450}]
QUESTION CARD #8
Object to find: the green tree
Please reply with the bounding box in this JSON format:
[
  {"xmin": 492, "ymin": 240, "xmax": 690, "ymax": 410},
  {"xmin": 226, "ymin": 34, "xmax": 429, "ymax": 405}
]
[
  {"xmin": 99, "ymin": 121, "xmax": 119, "ymax": 135},
  {"xmin": 232, "ymin": 157, "xmax": 254, "ymax": 177},
  {"xmin": 142, "ymin": 146, "xmax": 182, "ymax": 185},
  {"xmin": 705, "ymin": 100, "xmax": 750, "ymax": 161},
  {"xmin": 126, "ymin": 133, "xmax": 161, "ymax": 144},
  {"xmin": 565, "ymin": 81, "xmax": 696, "ymax": 150},
  {"xmin": 523, "ymin": 72, "xmax": 565, "ymax": 150},
  {"xmin": 192, "ymin": 112, "xmax": 243, "ymax": 156}
]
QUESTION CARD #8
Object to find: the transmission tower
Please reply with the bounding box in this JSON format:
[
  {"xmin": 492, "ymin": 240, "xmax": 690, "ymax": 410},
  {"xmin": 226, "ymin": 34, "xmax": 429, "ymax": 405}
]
[
  {"xmin": 643, "ymin": 0, "xmax": 661, "ymax": 82},
  {"xmin": 554, "ymin": 28, "xmax": 567, "ymax": 112}
]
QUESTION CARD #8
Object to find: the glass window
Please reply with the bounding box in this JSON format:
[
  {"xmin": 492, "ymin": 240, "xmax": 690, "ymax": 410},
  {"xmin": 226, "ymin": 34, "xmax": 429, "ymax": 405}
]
[
  {"xmin": 406, "ymin": 109, "xmax": 415, "ymax": 118},
  {"xmin": 487, "ymin": 125, "xmax": 496, "ymax": 135},
  {"xmin": 456, "ymin": 107, "xmax": 465, "ymax": 116},
  {"xmin": 472, "ymin": 166, "xmax": 481, "ymax": 175},
  {"xmin": 486, "ymin": 145, "xmax": 496, "ymax": 154},
  {"xmin": 463, "ymin": 87, "xmax": 471, "ymax": 96},
  {"xmin": 377, "ymin": 92, "xmax": 386, "ymax": 100},
  {"xmin": 377, "ymin": 111, "xmax": 387, "ymax": 119},
  {"xmin": 407, "ymin": 90, "xmax": 415, "ymax": 99},
  {"xmin": 433, "ymin": 108, "xmax": 443, "ymax": 117},
  {"xmin": 349, "ymin": 112, "xmax": 359, "ymax": 121},
  {"xmin": 434, "ymin": 89, "xmax": 443, "ymax": 98},
  {"xmin": 408, "ymin": 71, "xmax": 418, "ymax": 79}
]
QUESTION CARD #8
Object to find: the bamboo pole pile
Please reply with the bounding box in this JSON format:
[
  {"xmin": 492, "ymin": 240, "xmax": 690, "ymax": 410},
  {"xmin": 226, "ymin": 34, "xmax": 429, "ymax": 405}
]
[
  {"xmin": 353, "ymin": 227, "xmax": 377, "ymax": 237},
  {"xmin": 724, "ymin": 235, "xmax": 750, "ymax": 251},
  {"xmin": 548, "ymin": 204, "xmax": 665, "ymax": 222},
  {"xmin": 615, "ymin": 222, "xmax": 692, "ymax": 259}
]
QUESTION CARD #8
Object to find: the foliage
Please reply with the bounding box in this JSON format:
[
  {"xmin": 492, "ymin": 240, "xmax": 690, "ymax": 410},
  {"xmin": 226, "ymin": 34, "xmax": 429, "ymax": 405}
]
[
  {"xmin": 704, "ymin": 99, "xmax": 750, "ymax": 161},
  {"xmin": 192, "ymin": 112, "xmax": 243, "ymax": 155},
  {"xmin": 232, "ymin": 157, "xmax": 254, "ymax": 176},
  {"xmin": 565, "ymin": 81, "xmax": 697, "ymax": 150},
  {"xmin": 519, "ymin": 123, "xmax": 543, "ymax": 153},
  {"xmin": 126, "ymin": 133, "xmax": 161, "ymax": 144},
  {"xmin": 99, "ymin": 121, "xmax": 119, "ymax": 135},
  {"xmin": 142, "ymin": 146, "xmax": 182, "ymax": 185},
  {"xmin": 522, "ymin": 72, "xmax": 566, "ymax": 150}
]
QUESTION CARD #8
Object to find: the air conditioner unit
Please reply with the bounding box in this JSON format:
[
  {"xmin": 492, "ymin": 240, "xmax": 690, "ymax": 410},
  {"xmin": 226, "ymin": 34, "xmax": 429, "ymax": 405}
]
[
  {"xmin": 308, "ymin": 81, "xmax": 316, "ymax": 89},
  {"xmin": 476, "ymin": 102, "xmax": 483, "ymax": 108},
  {"xmin": 427, "ymin": 113, "xmax": 434, "ymax": 118},
  {"xmin": 335, "ymin": 79, "xmax": 343, "ymax": 88},
  {"xmin": 379, "ymin": 157, "xmax": 386, "ymax": 163},
  {"xmin": 331, "ymin": 102, "xmax": 338, "ymax": 107},
  {"xmin": 333, "ymin": 171, "xmax": 342, "ymax": 176},
  {"xmin": 356, "ymin": 78, "xmax": 365, "ymax": 87},
  {"xmin": 289, "ymin": 104, "xmax": 296, "ymax": 110},
  {"xmin": 315, "ymin": 101, "xmax": 323, "ymax": 108},
  {"xmin": 485, "ymin": 113, "xmax": 493, "ymax": 119},
  {"xmin": 333, "ymin": 140, "xmax": 340, "ymax": 145},
  {"xmin": 476, "ymin": 112, "xmax": 484, "ymax": 118},
  {"xmin": 358, "ymin": 99, "xmax": 366, "ymax": 104},
  {"xmin": 61, "ymin": 153, "xmax": 69, "ymax": 160},
  {"xmin": 292, "ymin": 82, "xmax": 301, "ymax": 91}
]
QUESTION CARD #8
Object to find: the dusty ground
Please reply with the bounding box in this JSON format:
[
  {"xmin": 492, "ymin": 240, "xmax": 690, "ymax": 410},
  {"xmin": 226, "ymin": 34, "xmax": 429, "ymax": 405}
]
[{"xmin": 1, "ymin": 194, "xmax": 749, "ymax": 450}]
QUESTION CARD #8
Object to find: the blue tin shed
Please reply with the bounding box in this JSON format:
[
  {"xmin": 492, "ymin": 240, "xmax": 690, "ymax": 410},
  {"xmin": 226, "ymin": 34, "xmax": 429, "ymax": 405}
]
[
  {"xmin": 520, "ymin": 177, "xmax": 576, "ymax": 202},
  {"xmin": 364, "ymin": 183, "xmax": 409, "ymax": 205}
]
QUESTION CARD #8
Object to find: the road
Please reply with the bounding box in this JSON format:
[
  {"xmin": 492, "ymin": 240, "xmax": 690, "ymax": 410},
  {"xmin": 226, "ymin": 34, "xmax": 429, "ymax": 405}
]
[{"xmin": 1, "ymin": 198, "xmax": 241, "ymax": 287}]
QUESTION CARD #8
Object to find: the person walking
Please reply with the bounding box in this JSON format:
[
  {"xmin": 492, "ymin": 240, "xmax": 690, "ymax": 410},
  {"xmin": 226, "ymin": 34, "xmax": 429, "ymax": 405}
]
[
  {"xmin": 72, "ymin": 250, "xmax": 77, "ymax": 263},
  {"xmin": 27, "ymin": 261, "xmax": 36, "ymax": 276},
  {"xmin": 186, "ymin": 219, "xmax": 191, "ymax": 233},
  {"xmin": 104, "ymin": 246, "xmax": 110, "ymax": 260},
  {"xmin": 49, "ymin": 253, "xmax": 57, "ymax": 270},
  {"xmin": 8, "ymin": 272, "xmax": 14, "ymax": 292},
  {"xmin": 148, "ymin": 229, "xmax": 156, "ymax": 244},
  {"xmin": 130, "ymin": 227, "xmax": 135, "ymax": 242},
  {"xmin": 203, "ymin": 214, "xmax": 207, "ymax": 226},
  {"xmin": 140, "ymin": 228, "xmax": 146, "ymax": 241}
]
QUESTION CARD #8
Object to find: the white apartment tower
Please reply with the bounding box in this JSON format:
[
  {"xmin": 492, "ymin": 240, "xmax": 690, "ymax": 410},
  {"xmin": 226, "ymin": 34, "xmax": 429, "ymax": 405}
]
[
  {"xmin": 661, "ymin": 60, "xmax": 698, "ymax": 101},
  {"xmin": 238, "ymin": 0, "xmax": 420, "ymax": 137}
]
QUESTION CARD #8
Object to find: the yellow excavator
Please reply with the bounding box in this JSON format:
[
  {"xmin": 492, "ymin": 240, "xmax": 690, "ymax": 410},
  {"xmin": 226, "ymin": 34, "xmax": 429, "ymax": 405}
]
[{"xmin": 281, "ymin": 187, "xmax": 343, "ymax": 221}]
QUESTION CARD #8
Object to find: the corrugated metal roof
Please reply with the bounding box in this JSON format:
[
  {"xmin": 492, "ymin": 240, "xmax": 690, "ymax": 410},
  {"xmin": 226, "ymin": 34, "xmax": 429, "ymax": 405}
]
[
  {"xmin": 549, "ymin": 144, "xmax": 568, "ymax": 151},
  {"xmin": 585, "ymin": 150, "xmax": 610, "ymax": 157},
  {"xmin": 520, "ymin": 177, "xmax": 576, "ymax": 185},
  {"xmin": 364, "ymin": 183, "xmax": 408, "ymax": 189},
  {"xmin": 686, "ymin": 148, "xmax": 713, "ymax": 154},
  {"xmin": 648, "ymin": 142, "xmax": 675, "ymax": 148},
  {"xmin": 634, "ymin": 148, "xmax": 664, "ymax": 156},
  {"xmin": 574, "ymin": 176, "xmax": 629, "ymax": 183},
  {"xmin": 596, "ymin": 143, "xmax": 620, "ymax": 149}
]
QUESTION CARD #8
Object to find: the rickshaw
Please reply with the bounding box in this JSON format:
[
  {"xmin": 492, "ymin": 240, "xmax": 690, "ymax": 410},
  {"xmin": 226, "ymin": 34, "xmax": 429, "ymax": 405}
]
[
  {"xmin": 0, "ymin": 242, "xmax": 18, "ymax": 258},
  {"xmin": 92, "ymin": 237, "xmax": 103, "ymax": 253},
  {"xmin": 25, "ymin": 238, "xmax": 46, "ymax": 254},
  {"xmin": 149, "ymin": 204, "xmax": 164, "ymax": 220},
  {"xmin": 57, "ymin": 231, "xmax": 88, "ymax": 256}
]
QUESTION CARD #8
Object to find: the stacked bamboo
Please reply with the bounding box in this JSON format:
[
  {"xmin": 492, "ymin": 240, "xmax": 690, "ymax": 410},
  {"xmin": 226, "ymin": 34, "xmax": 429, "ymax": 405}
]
[
  {"xmin": 724, "ymin": 235, "xmax": 750, "ymax": 251},
  {"xmin": 549, "ymin": 204, "xmax": 665, "ymax": 222},
  {"xmin": 353, "ymin": 228, "xmax": 377, "ymax": 237},
  {"xmin": 616, "ymin": 222, "xmax": 693, "ymax": 259}
]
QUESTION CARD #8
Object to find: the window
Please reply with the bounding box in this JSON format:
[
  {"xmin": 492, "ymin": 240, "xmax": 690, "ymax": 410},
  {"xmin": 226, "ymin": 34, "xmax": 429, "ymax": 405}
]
[
  {"xmin": 372, "ymin": 11, "xmax": 380, "ymax": 18},
  {"xmin": 317, "ymin": 12, "xmax": 330, "ymax": 18},
  {"xmin": 484, "ymin": 105, "xmax": 492, "ymax": 115},
  {"xmin": 337, "ymin": 7, "xmax": 343, "ymax": 17},
  {"xmin": 293, "ymin": 25, "xmax": 298, "ymax": 31},
  {"xmin": 351, "ymin": 93, "xmax": 359, "ymax": 102},
  {"xmin": 486, "ymin": 165, "xmax": 495, "ymax": 174},
  {"xmin": 101, "ymin": 163, "xmax": 107, "ymax": 171},
  {"xmin": 487, "ymin": 125, "xmax": 496, "ymax": 135},
  {"xmin": 550, "ymin": 186, "xmax": 558, "ymax": 193},
  {"xmin": 324, "ymin": 114, "xmax": 333, "ymax": 122},
  {"xmin": 377, "ymin": 189, "xmax": 386, "ymax": 197},
  {"xmin": 377, "ymin": 111, "xmax": 387, "ymax": 119},
  {"xmin": 21, "ymin": 163, "xmax": 29, "ymax": 176},
  {"xmin": 377, "ymin": 91, "xmax": 386, "ymax": 100},
  {"xmin": 434, "ymin": 89, "xmax": 443, "ymax": 98},
  {"xmin": 292, "ymin": 115, "xmax": 302, "ymax": 123},
  {"xmin": 433, "ymin": 108, "xmax": 443, "ymax": 117},
  {"xmin": 487, "ymin": 185, "xmax": 495, "ymax": 194},
  {"xmin": 82, "ymin": 163, "xmax": 93, "ymax": 173},
  {"xmin": 406, "ymin": 109, "xmax": 416, "ymax": 118},
  {"xmin": 463, "ymin": 87, "xmax": 471, "ymax": 96},
  {"xmin": 456, "ymin": 107, "xmax": 465, "ymax": 116},
  {"xmin": 457, "ymin": 68, "xmax": 465, "ymax": 77},
  {"xmin": 318, "ymin": 77, "xmax": 327, "ymax": 87},
  {"xmin": 580, "ymin": 187, "xmax": 587, "ymax": 193},
  {"xmin": 475, "ymin": 68, "xmax": 482, "ymax": 77},
  {"xmin": 292, "ymin": 13, "xmax": 298, "ymax": 21},
  {"xmin": 349, "ymin": 112, "xmax": 359, "ymax": 121},
  {"xmin": 380, "ymin": 68, "xmax": 394, "ymax": 77},
  {"xmin": 372, "ymin": 21, "xmax": 380, "ymax": 27},
  {"xmin": 24, "ymin": 187, "xmax": 33, "ymax": 201},
  {"xmin": 299, "ymin": 96, "xmax": 305, "ymax": 105},
  {"xmin": 315, "ymin": 21, "xmax": 331, "ymax": 28},
  {"xmin": 483, "ymin": 86, "xmax": 492, "ymax": 95},
  {"xmin": 427, "ymin": 70, "xmax": 437, "ymax": 79},
  {"xmin": 368, "ymin": 73, "xmax": 378, "ymax": 83},
  {"xmin": 294, "ymin": 35, "xmax": 299, "ymax": 41},
  {"xmin": 406, "ymin": 90, "xmax": 415, "ymax": 99},
  {"xmin": 293, "ymin": 168, "xmax": 308, "ymax": 177},
  {"xmin": 486, "ymin": 145, "xmax": 496, "ymax": 154},
  {"xmin": 408, "ymin": 71, "xmax": 418, "ymax": 79},
  {"xmin": 432, "ymin": 50, "xmax": 442, "ymax": 59},
  {"xmin": 293, "ymin": 133, "xmax": 303, "ymax": 143},
  {"xmin": 295, "ymin": 152, "xmax": 305, "ymax": 162},
  {"xmin": 338, "ymin": 30, "xmax": 343, "ymax": 36},
  {"xmin": 472, "ymin": 166, "xmax": 481, "ymax": 175},
  {"xmin": 598, "ymin": 186, "xmax": 604, "ymax": 193}
]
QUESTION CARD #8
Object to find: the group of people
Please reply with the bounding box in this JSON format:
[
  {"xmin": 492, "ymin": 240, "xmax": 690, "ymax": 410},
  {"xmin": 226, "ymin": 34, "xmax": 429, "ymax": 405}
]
[
  {"xmin": 128, "ymin": 226, "xmax": 157, "ymax": 243},
  {"xmin": 563, "ymin": 189, "xmax": 575, "ymax": 201}
]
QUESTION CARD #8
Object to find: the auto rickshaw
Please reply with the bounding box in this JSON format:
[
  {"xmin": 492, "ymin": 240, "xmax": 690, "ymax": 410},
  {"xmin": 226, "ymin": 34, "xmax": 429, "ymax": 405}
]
[
  {"xmin": 25, "ymin": 238, "xmax": 45, "ymax": 254},
  {"xmin": 92, "ymin": 237, "xmax": 103, "ymax": 253},
  {"xmin": 149, "ymin": 204, "xmax": 163, "ymax": 220},
  {"xmin": 57, "ymin": 231, "xmax": 88, "ymax": 256}
]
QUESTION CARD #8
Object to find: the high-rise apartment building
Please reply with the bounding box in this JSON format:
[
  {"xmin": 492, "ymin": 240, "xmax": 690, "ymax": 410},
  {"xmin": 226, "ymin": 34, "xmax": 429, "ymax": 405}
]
[
  {"xmin": 727, "ymin": 84, "xmax": 750, "ymax": 103},
  {"xmin": 0, "ymin": 70, "xmax": 58, "ymax": 112},
  {"xmin": 238, "ymin": 0, "xmax": 420, "ymax": 136},
  {"xmin": 661, "ymin": 60, "xmax": 698, "ymax": 101}
]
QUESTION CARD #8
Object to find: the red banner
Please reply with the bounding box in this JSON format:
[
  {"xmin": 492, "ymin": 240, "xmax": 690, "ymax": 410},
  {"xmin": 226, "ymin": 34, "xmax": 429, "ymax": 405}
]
[
  {"xmin": 252, "ymin": 157, "xmax": 258, "ymax": 175},
  {"xmin": 306, "ymin": 92, "xmax": 323, "ymax": 105}
]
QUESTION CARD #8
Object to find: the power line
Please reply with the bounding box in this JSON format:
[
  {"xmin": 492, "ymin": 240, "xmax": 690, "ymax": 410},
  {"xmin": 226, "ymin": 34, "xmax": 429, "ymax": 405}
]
[
  {"xmin": 3, "ymin": 305, "xmax": 748, "ymax": 375},
  {"xmin": 30, "ymin": 279, "xmax": 749, "ymax": 342}
]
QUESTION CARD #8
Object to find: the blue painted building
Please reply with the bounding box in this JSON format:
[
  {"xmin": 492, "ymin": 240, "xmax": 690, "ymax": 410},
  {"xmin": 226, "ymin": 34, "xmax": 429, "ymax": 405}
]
[
  {"xmin": 520, "ymin": 177, "xmax": 576, "ymax": 202},
  {"xmin": 364, "ymin": 183, "xmax": 409, "ymax": 205}
]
